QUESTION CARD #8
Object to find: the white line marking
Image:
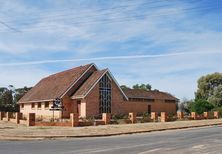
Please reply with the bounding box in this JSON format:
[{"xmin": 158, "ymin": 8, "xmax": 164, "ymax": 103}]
[
  {"xmin": 82, "ymin": 143, "xmax": 155, "ymax": 153},
  {"xmin": 138, "ymin": 148, "xmax": 161, "ymax": 154}
]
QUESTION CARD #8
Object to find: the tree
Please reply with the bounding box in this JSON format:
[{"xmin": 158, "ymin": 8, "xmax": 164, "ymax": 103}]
[
  {"xmin": 0, "ymin": 86, "xmax": 14, "ymax": 111},
  {"xmin": 195, "ymin": 72, "xmax": 222, "ymax": 107},
  {"xmin": 179, "ymin": 98, "xmax": 194, "ymax": 114},
  {"xmin": 120, "ymin": 85, "xmax": 129, "ymax": 89},
  {"xmin": 132, "ymin": 84, "xmax": 152, "ymax": 91},
  {"xmin": 208, "ymin": 85, "xmax": 222, "ymax": 107},
  {"xmin": 0, "ymin": 86, "xmax": 31, "ymax": 112},
  {"xmin": 14, "ymin": 86, "xmax": 31, "ymax": 103},
  {"xmin": 188, "ymin": 99, "xmax": 214, "ymax": 114}
]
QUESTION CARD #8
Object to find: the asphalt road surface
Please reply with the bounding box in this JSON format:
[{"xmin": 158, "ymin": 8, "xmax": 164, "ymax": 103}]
[{"xmin": 0, "ymin": 126, "xmax": 221, "ymax": 154}]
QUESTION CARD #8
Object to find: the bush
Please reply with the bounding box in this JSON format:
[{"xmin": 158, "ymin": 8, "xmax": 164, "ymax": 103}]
[
  {"xmin": 140, "ymin": 112, "xmax": 151, "ymax": 123},
  {"xmin": 140, "ymin": 117, "xmax": 151, "ymax": 123},
  {"xmin": 212, "ymin": 107, "xmax": 222, "ymax": 118},
  {"xmin": 112, "ymin": 114, "xmax": 127, "ymax": 120},
  {"xmin": 111, "ymin": 114, "xmax": 131, "ymax": 124},
  {"xmin": 93, "ymin": 114, "xmax": 102, "ymax": 119},
  {"xmin": 168, "ymin": 113, "xmax": 176, "ymax": 121},
  {"xmin": 189, "ymin": 99, "xmax": 214, "ymax": 114}
]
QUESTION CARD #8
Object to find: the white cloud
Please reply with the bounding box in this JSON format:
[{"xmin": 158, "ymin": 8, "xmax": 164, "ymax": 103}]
[
  {"xmin": 0, "ymin": 0, "xmax": 221, "ymax": 100},
  {"xmin": 0, "ymin": 66, "xmax": 51, "ymax": 88}
]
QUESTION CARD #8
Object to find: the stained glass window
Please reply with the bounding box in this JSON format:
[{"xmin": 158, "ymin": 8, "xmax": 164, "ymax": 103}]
[{"xmin": 99, "ymin": 74, "xmax": 112, "ymax": 113}]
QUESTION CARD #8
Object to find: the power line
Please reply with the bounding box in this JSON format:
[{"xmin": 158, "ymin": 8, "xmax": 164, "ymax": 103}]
[
  {"xmin": 7, "ymin": 3, "xmax": 220, "ymax": 33},
  {"xmin": 0, "ymin": 0, "xmax": 217, "ymax": 33},
  {"xmin": 4, "ymin": 0, "xmax": 168, "ymax": 24},
  {"xmin": 0, "ymin": 20, "xmax": 20, "ymax": 32},
  {"xmin": 2, "ymin": 0, "xmax": 202, "ymax": 26}
]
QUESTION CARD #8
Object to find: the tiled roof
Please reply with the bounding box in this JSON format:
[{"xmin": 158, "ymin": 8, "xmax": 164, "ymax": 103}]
[
  {"xmin": 122, "ymin": 88, "xmax": 178, "ymax": 100},
  {"xmin": 73, "ymin": 69, "xmax": 107, "ymax": 98},
  {"xmin": 18, "ymin": 63, "xmax": 93, "ymax": 103}
]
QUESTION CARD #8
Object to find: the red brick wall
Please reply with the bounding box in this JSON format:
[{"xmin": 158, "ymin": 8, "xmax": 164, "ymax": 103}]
[
  {"xmin": 151, "ymin": 101, "xmax": 176, "ymax": 114},
  {"xmin": 62, "ymin": 95, "xmax": 77, "ymax": 118},
  {"xmin": 84, "ymin": 79, "xmax": 176, "ymax": 116},
  {"xmin": 85, "ymin": 83, "xmax": 100, "ymax": 117}
]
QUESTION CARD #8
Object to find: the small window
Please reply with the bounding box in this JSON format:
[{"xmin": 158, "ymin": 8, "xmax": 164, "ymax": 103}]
[
  {"xmin": 147, "ymin": 99, "xmax": 155, "ymax": 102},
  {"xmin": 45, "ymin": 102, "xmax": 49, "ymax": 109},
  {"xmin": 21, "ymin": 103, "xmax": 24, "ymax": 109},
  {"xmin": 38, "ymin": 102, "xmax": 41, "ymax": 109},
  {"xmin": 31, "ymin": 103, "xmax": 35, "ymax": 109}
]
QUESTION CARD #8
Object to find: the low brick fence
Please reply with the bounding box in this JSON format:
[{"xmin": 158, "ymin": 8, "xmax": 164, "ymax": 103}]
[
  {"xmin": 0, "ymin": 112, "xmax": 107, "ymax": 127},
  {"xmin": 35, "ymin": 121, "xmax": 72, "ymax": 127},
  {"xmin": 0, "ymin": 111, "xmax": 221, "ymax": 127}
]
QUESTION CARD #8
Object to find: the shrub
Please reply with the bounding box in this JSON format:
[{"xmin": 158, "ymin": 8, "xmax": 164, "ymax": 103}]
[
  {"xmin": 94, "ymin": 114, "xmax": 102, "ymax": 119},
  {"xmin": 168, "ymin": 112, "xmax": 176, "ymax": 121},
  {"xmin": 212, "ymin": 107, "xmax": 222, "ymax": 118},
  {"xmin": 140, "ymin": 117, "xmax": 151, "ymax": 123},
  {"xmin": 188, "ymin": 99, "xmax": 214, "ymax": 114},
  {"xmin": 140, "ymin": 112, "xmax": 151, "ymax": 123},
  {"xmin": 112, "ymin": 114, "xmax": 126, "ymax": 120}
]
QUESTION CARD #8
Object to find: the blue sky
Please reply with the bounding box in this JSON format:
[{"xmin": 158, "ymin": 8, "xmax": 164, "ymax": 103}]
[{"xmin": 0, "ymin": 0, "xmax": 222, "ymax": 100}]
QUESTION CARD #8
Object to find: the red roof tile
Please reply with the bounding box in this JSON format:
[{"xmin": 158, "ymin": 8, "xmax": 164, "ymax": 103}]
[
  {"xmin": 122, "ymin": 88, "xmax": 178, "ymax": 100},
  {"xmin": 73, "ymin": 69, "xmax": 107, "ymax": 98},
  {"xmin": 18, "ymin": 63, "xmax": 93, "ymax": 103}
]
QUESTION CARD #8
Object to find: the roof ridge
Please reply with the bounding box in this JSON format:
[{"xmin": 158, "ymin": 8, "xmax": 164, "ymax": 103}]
[
  {"xmin": 72, "ymin": 68, "xmax": 108, "ymax": 98},
  {"xmin": 45, "ymin": 63, "xmax": 93, "ymax": 78}
]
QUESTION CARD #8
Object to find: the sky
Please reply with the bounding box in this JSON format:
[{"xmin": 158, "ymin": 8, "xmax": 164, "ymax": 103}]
[{"xmin": 0, "ymin": 0, "xmax": 222, "ymax": 100}]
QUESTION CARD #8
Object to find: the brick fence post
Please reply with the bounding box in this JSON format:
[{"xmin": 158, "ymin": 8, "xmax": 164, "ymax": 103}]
[
  {"xmin": 161, "ymin": 112, "xmax": 167, "ymax": 122},
  {"xmin": 70, "ymin": 113, "xmax": 79, "ymax": 127},
  {"xmin": 129, "ymin": 112, "xmax": 137, "ymax": 124},
  {"xmin": 177, "ymin": 112, "xmax": 184, "ymax": 120},
  {"xmin": 6, "ymin": 112, "xmax": 12, "ymax": 121},
  {"xmin": 191, "ymin": 112, "xmax": 197, "ymax": 120},
  {"xmin": 102, "ymin": 113, "xmax": 111, "ymax": 125},
  {"xmin": 15, "ymin": 112, "xmax": 22, "ymax": 124},
  {"xmin": 214, "ymin": 111, "xmax": 219, "ymax": 119},
  {"xmin": 151, "ymin": 112, "xmax": 158, "ymax": 122},
  {"xmin": 27, "ymin": 113, "xmax": 35, "ymax": 126},
  {"xmin": 203, "ymin": 112, "xmax": 209, "ymax": 119},
  {"xmin": 0, "ymin": 112, "xmax": 4, "ymax": 120}
]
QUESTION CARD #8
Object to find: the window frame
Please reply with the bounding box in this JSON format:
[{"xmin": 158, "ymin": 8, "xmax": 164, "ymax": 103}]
[
  {"xmin": 21, "ymin": 103, "xmax": 24, "ymax": 109},
  {"xmin": 37, "ymin": 102, "xmax": 42, "ymax": 109},
  {"xmin": 31, "ymin": 103, "xmax": 35, "ymax": 109},
  {"xmin": 44, "ymin": 102, "xmax": 49, "ymax": 109},
  {"xmin": 99, "ymin": 74, "xmax": 112, "ymax": 113}
]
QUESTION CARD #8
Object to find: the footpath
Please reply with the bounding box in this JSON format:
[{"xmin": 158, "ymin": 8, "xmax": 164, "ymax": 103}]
[{"xmin": 0, "ymin": 119, "xmax": 221, "ymax": 140}]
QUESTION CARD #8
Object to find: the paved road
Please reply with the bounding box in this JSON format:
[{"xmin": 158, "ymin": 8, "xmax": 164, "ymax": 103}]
[{"xmin": 0, "ymin": 126, "xmax": 221, "ymax": 154}]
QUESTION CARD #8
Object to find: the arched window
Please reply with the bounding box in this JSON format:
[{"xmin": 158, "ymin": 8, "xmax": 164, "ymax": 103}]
[{"xmin": 99, "ymin": 74, "xmax": 112, "ymax": 113}]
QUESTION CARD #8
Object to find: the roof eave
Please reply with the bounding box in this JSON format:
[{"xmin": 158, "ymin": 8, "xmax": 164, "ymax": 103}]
[
  {"xmin": 59, "ymin": 63, "xmax": 98, "ymax": 98},
  {"xmin": 71, "ymin": 69, "xmax": 129, "ymax": 101},
  {"xmin": 18, "ymin": 98, "xmax": 54, "ymax": 104}
]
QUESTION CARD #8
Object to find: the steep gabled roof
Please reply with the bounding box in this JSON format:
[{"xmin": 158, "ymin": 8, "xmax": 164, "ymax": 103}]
[
  {"xmin": 72, "ymin": 69, "xmax": 107, "ymax": 98},
  {"xmin": 72, "ymin": 69, "xmax": 128, "ymax": 100},
  {"xmin": 18, "ymin": 63, "xmax": 95, "ymax": 103},
  {"xmin": 122, "ymin": 88, "xmax": 178, "ymax": 101}
]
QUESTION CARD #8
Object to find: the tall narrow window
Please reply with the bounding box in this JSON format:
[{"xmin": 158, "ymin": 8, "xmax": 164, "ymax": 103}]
[
  {"xmin": 37, "ymin": 102, "xmax": 41, "ymax": 109},
  {"xmin": 31, "ymin": 103, "xmax": 35, "ymax": 109},
  {"xmin": 45, "ymin": 102, "xmax": 49, "ymax": 109},
  {"xmin": 99, "ymin": 74, "xmax": 112, "ymax": 113},
  {"xmin": 21, "ymin": 103, "xmax": 24, "ymax": 109}
]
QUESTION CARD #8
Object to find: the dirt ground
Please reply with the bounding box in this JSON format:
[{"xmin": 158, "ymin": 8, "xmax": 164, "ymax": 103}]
[{"xmin": 0, "ymin": 119, "xmax": 222, "ymax": 140}]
